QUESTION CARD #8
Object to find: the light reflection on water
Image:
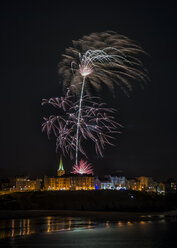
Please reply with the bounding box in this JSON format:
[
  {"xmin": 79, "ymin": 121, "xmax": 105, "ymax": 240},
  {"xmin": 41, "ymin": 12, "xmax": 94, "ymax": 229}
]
[
  {"xmin": 0, "ymin": 217, "xmax": 177, "ymax": 248},
  {"xmin": 0, "ymin": 216, "xmax": 171, "ymax": 240},
  {"xmin": 0, "ymin": 218, "xmax": 35, "ymax": 239},
  {"xmin": 0, "ymin": 216, "xmax": 169, "ymax": 239},
  {"xmin": 0, "ymin": 217, "xmax": 97, "ymax": 239}
]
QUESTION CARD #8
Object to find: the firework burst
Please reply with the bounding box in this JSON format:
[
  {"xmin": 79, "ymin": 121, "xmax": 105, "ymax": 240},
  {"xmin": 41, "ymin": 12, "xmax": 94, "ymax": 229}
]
[
  {"xmin": 71, "ymin": 48, "xmax": 130, "ymax": 164},
  {"xmin": 59, "ymin": 31, "xmax": 148, "ymax": 164},
  {"xmin": 42, "ymin": 91, "xmax": 121, "ymax": 159},
  {"xmin": 71, "ymin": 160, "xmax": 94, "ymax": 175},
  {"xmin": 59, "ymin": 31, "xmax": 149, "ymax": 96},
  {"xmin": 42, "ymin": 31, "xmax": 148, "ymax": 166}
]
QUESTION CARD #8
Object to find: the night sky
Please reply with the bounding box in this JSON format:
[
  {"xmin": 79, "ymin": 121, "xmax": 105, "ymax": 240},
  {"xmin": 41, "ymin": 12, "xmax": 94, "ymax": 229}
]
[{"xmin": 0, "ymin": 1, "xmax": 177, "ymax": 179}]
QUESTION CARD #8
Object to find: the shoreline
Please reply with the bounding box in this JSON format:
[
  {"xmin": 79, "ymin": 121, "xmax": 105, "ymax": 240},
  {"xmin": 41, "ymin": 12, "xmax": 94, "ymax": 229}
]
[{"xmin": 0, "ymin": 209, "xmax": 177, "ymax": 221}]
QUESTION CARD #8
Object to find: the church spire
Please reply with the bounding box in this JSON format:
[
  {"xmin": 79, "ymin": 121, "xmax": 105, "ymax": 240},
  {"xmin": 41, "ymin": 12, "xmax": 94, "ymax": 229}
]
[
  {"xmin": 57, "ymin": 155, "xmax": 65, "ymax": 176},
  {"xmin": 58, "ymin": 155, "xmax": 64, "ymax": 171}
]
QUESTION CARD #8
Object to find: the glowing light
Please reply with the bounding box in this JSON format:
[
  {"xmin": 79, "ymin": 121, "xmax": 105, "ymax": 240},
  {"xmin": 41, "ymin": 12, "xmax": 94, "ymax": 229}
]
[
  {"xmin": 71, "ymin": 160, "xmax": 94, "ymax": 175},
  {"xmin": 117, "ymin": 221, "xmax": 123, "ymax": 227},
  {"xmin": 106, "ymin": 221, "xmax": 110, "ymax": 228},
  {"xmin": 68, "ymin": 219, "xmax": 72, "ymax": 231},
  {"xmin": 88, "ymin": 220, "xmax": 92, "ymax": 229},
  {"xmin": 27, "ymin": 219, "xmax": 30, "ymax": 235},
  {"xmin": 11, "ymin": 219, "xmax": 15, "ymax": 237},
  {"xmin": 140, "ymin": 221, "xmax": 146, "ymax": 225},
  {"xmin": 79, "ymin": 65, "xmax": 93, "ymax": 77},
  {"xmin": 127, "ymin": 221, "xmax": 133, "ymax": 225}
]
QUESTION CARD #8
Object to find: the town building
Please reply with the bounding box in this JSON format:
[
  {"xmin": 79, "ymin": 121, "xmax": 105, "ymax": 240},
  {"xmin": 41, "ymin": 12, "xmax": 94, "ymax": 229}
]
[
  {"xmin": 44, "ymin": 156, "xmax": 95, "ymax": 191},
  {"xmin": 110, "ymin": 176, "xmax": 127, "ymax": 190},
  {"xmin": 165, "ymin": 178, "xmax": 177, "ymax": 194},
  {"xmin": 96, "ymin": 176, "xmax": 113, "ymax": 190},
  {"xmin": 127, "ymin": 178, "xmax": 139, "ymax": 191},
  {"xmin": 44, "ymin": 174, "xmax": 95, "ymax": 191},
  {"xmin": 15, "ymin": 177, "xmax": 42, "ymax": 191},
  {"xmin": 136, "ymin": 176, "xmax": 157, "ymax": 192},
  {"xmin": 156, "ymin": 182, "xmax": 165, "ymax": 195},
  {"xmin": 94, "ymin": 175, "xmax": 127, "ymax": 190},
  {"xmin": 136, "ymin": 176, "xmax": 149, "ymax": 191},
  {"xmin": 1, "ymin": 155, "xmax": 176, "ymax": 194},
  {"xmin": 44, "ymin": 176, "xmax": 70, "ymax": 190}
]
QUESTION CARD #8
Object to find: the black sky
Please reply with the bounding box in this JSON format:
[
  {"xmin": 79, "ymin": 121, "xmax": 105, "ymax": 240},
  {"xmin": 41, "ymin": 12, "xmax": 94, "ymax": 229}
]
[{"xmin": 0, "ymin": 1, "xmax": 177, "ymax": 179}]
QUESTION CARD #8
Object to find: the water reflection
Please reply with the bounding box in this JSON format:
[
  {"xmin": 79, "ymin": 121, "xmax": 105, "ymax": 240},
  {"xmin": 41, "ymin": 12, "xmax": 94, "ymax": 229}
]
[
  {"xmin": 105, "ymin": 221, "xmax": 110, "ymax": 228},
  {"xmin": 127, "ymin": 221, "xmax": 133, "ymax": 225},
  {"xmin": 140, "ymin": 221, "xmax": 146, "ymax": 225},
  {"xmin": 88, "ymin": 220, "xmax": 92, "ymax": 229},
  {"xmin": 0, "ymin": 216, "xmax": 173, "ymax": 240},
  {"xmin": 117, "ymin": 221, "xmax": 123, "ymax": 227},
  {"xmin": 0, "ymin": 217, "xmax": 97, "ymax": 239},
  {"xmin": 47, "ymin": 216, "xmax": 51, "ymax": 233}
]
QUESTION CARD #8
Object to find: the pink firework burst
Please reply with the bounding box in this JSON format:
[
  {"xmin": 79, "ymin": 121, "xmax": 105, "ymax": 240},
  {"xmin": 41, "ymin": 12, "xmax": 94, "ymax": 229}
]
[
  {"xmin": 71, "ymin": 160, "xmax": 94, "ymax": 175},
  {"xmin": 42, "ymin": 91, "xmax": 121, "ymax": 159}
]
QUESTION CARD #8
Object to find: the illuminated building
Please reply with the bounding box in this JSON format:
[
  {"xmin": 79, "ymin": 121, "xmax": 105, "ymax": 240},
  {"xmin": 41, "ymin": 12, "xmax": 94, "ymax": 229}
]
[
  {"xmin": 44, "ymin": 174, "xmax": 95, "ymax": 191},
  {"xmin": 136, "ymin": 176, "xmax": 149, "ymax": 191},
  {"xmin": 4, "ymin": 154, "xmax": 175, "ymax": 194},
  {"xmin": 95, "ymin": 176, "xmax": 113, "ymax": 189},
  {"xmin": 136, "ymin": 177, "xmax": 157, "ymax": 192},
  {"xmin": 110, "ymin": 176, "xmax": 127, "ymax": 190},
  {"xmin": 44, "ymin": 176, "xmax": 70, "ymax": 190},
  {"xmin": 156, "ymin": 182, "xmax": 165, "ymax": 195},
  {"xmin": 94, "ymin": 176, "xmax": 127, "ymax": 190},
  {"xmin": 94, "ymin": 177, "xmax": 101, "ymax": 189},
  {"xmin": 127, "ymin": 177, "xmax": 163, "ymax": 193},
  {"xmin": 44, "ymin": 157, "xmax": 94, "ymax": 191},
  {"xmin": 127, "ymin": 177, "xmax": 157, "ymax": 192},
  {"xmin": 146, "ymin": 177, "xmax": 157, "ymax": 192},
  {"xmin": 57, "ymin": 155, "xmax": 65, "ymax": 177},
  {"xmin": 44, "ymin": 177, "xmax": 56, "ymax": 191},
  {"xmin": 165, "ymin": 178, "xmax": 177, "ymax": 194},
  {"xmin": 127, "ymin": 178, "xmax": 139, "ymax": 191},
  {"xmin": 69, "ymin": 174, "xmax": 95, "ymax": 190},
  {"xmin": 15, "ymin": 178, "xmax": 42, "ymax": 191}
]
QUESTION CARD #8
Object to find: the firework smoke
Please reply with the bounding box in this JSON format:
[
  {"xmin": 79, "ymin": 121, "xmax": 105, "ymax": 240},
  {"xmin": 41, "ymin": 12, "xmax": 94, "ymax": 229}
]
[{"xmin": 59, "ymin": 31, "xmax": 149, "ymax": 96}]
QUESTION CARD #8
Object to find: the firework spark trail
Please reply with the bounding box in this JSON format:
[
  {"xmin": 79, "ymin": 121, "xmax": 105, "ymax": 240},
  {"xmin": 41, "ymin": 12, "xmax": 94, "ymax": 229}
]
[
  {"xmin": 59, "ymin": 32, "xmax": 148, "ymax": 165},
  {"xmin": 71, "ymin": 48, "xmax": 137, "ymax": 165},
  {"xmin": 75, "ymin": 76, "xmax": 85, "ymax": 166},
  {"xmin": 42, "ymin": 93, "xmax": 121, "ymax": 159},
  {"xmin": 59, "ymin": 31, "xmax": 149, "ymax": 97},
  {"xmin": 42, "ymin": 31, "xmax": 148, "ymax": 164},
  {"xmin": 71, "ymin": 160, "xmax": 94, "ymax": 175}
]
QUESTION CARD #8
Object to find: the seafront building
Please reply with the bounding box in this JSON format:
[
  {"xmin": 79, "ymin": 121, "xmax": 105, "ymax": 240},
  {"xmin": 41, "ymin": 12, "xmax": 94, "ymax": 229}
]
[
  {"xmin": 0, "ymin": 156, "xmax": 176, "ymax": 194},
  {"xmin": 94, "ymin": 175, "xmax": 127, "ymax": 190},
  {"xmin": 15, "ymin": 177, "xmax": 42, "ymax": 191},
  {"xmin": 164, "ymin": 178, "xmax": 177, "ymax": 194},
  {"xmin": 44, "ymin": 156, "xmax": 95, "ymax": 191},
  {"xmin": 44, "ymin": 174, "xmax": 95, "ymax": 191}
]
